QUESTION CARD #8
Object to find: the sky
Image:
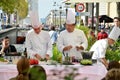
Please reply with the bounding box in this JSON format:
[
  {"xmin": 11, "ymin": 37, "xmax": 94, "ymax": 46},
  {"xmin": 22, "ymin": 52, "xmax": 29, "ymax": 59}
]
[{"xmin": 38, "ymin": 0, "xmax": 63, "ymax": 19}]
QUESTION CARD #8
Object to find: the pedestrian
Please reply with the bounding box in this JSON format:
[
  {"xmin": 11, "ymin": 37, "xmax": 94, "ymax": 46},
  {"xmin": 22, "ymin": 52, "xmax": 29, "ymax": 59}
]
[
  {"xmin": 57, "ymin": 8, "xmax": 88, "ymax": 62},
  {"xmin": 97, "ymin": 28, "xmax": 108, "ymax": 40},
  {"xmin": 25, "ymin": 11, "xmax": 52, "ymax": 60},
  {"xmin": 49, "ymin": 26, "xmax": 58, "ymax": 45}
]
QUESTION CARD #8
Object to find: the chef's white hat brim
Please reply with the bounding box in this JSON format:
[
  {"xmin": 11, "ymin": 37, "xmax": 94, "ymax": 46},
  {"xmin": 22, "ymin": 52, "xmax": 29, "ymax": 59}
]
[
  {"xmin": 30, "ymin": 11, "xmax": 42, "ymax": 28},
  {"xmin": 66, "ymin": 8, "xmax": 76, "ymax": 24},
  {"xmin": 109, "ymin": 27, "xmax": 120, "ymax": 41}
]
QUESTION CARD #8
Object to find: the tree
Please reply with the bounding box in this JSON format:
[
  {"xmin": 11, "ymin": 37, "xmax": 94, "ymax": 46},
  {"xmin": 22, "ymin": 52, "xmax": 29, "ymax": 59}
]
[
  {"xmin": 16, "ymin": 0, "xmax": 28, "ymax": 20},
  {"xmin": 116, "ymin": 2, "xmax": 120, "ymax": 17},
  {"xmin": 0, "ymin": 0, "xmax": 28, "ymax": 20},
  {"xmin": 0, "ymin": 0, "xmax": 17, "ymax": 14}
]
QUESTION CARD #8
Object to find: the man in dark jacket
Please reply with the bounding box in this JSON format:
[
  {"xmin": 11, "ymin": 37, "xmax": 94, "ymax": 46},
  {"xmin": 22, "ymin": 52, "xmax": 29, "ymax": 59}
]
[{"xmin": 0, "ymin": 36, "xmax": 17, "ymax": 56}]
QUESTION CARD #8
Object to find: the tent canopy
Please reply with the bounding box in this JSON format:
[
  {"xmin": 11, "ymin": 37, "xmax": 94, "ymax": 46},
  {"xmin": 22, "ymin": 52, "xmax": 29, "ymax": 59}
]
[{"xmin": 99, "ymin": 15, "xmax": 113, "ymax": 23}]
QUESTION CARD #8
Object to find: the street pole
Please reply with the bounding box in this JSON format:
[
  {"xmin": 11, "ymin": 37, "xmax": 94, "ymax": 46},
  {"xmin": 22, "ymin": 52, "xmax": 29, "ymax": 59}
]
[
  {"xmin": 59, "ymin": 6, "xmax": 62, "ymax": 29},
  {"xmin": 91, "ymin": 3, "xmax": 94, "ymax": 30},
  {"xmin": 55, "ymin": 10, "xmax": 57, "ymax": 26},
  {"xmin": 96, "ymin": 3, "xmax": 99, "ymax": 31},
  {"xmin": 53, "ymin": 10, "xmax": 54, "ymax": 26}
]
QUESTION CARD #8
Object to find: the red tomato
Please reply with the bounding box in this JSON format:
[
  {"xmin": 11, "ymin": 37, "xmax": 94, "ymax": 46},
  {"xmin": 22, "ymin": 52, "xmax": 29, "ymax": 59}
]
[
  {"xmin": 29, "ymin": 59, "xmax": 39, "ymax": 65},
  {"xmin": 29, "ymin": 59, "xmax": 34, "ymax": 65},
  {"xmin": 34, "ymin": 59, "xmax": 39, "ymax": 64}
]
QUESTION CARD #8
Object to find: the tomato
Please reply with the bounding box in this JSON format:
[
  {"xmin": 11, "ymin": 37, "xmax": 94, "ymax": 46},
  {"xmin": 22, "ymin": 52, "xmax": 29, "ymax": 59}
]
[
  {"xmin": 34, "ymin": 59, "xmax": 39, "ymax": 64},
  {"xmin": 29, "ymin": 59, "xmax": 39, "ymax": 65},
  {"xmin": 29, "ymin": 59, "xmax": 34, "ymax": 65}
]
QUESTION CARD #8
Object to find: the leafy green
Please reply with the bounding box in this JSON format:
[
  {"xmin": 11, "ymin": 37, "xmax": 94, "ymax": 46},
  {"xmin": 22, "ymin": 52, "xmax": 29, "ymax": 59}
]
[
  {"xmin": 80, "ymin": 59, "xmax": 92, "ymax": 65},
  {"xmin": 52, "ymin": 44, "xmax": 62, "ymax": 63},
  {"xmin": 0, "ymin": 57, "xmax": 7, "ymax": 62},
  {"xmin": 106, "ymin": 39, "xmax": 120, "ymax": 61}
]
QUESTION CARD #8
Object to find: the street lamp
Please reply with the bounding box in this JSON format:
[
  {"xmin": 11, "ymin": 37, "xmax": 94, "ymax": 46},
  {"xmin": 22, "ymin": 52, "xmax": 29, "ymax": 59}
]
[
  {"xmin": 54, "ymin": 10, "xmax": 57, "ymax": 26},
  {"xmin": 59, "ymin": 6, "xmax": 62, "ymax": 29},
  {"xmin": 53, "ymin": 2, "xmax": 57, "ymax": 26}
]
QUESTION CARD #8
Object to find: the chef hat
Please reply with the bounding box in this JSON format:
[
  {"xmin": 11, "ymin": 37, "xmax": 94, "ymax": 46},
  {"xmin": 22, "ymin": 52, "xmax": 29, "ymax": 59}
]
[
  {"xmin": 29, "ymin": 11, "xmax": 42, "ymax": 28},
  {"xmin": 66, "ymin": 8, "xmax": 76, "ymax": 24},
  {"xmin": 109, "ymin": 27, "xmax": 120, "ymax": 41}
]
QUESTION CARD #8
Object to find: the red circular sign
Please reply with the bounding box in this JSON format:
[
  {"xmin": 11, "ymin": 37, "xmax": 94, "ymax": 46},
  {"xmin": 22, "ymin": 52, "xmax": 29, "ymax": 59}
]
[{"xmin": 76, "ymin": 3, "xmax": 85, "ymax": 12}]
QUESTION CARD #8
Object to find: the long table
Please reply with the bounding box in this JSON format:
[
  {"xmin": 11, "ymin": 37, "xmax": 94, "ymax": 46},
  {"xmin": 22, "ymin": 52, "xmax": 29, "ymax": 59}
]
[{"xmin": 0, "ymin": 63, "xmax": 107, "ymax": 80}]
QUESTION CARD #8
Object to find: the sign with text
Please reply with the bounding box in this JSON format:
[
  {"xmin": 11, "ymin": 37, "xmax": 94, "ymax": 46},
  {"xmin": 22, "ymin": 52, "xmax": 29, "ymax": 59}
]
[
  {"xmin": 76, "ymin": 3, "xmax": 85, "ymax": 12},
  {"xmin": 76, "ymin": 12, "xmax": 90, "ymax": 16}
]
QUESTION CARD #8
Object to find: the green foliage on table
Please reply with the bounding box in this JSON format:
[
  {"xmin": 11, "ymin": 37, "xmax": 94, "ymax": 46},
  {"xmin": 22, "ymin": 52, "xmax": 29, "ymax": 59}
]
[
  {"xmin": 0, "ymin": 57, "xmax": 5, "ymax": 62},
  {"xmin": 52, "ymin": 44, "xmax": 62, "ymax": 63},
  {"xmin": 106, "ymin": 39, "xmax": 120, "ymax": 61},
  {"xmin": 80, "ymin": 59, "xmax": 92, "ymax": 65}
]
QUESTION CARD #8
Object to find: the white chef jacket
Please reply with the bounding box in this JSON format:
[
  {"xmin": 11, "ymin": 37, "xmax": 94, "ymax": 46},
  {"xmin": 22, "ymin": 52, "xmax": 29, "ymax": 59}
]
[
  {"xmin": 25, "ymin": 29, "xmax": 52, "ymax": 58},
  {"xmin": 90, "ymin": 39, "xmax": 108, "ymax": 60},
  {"xmin": 57, "ymin": 29, "xmax": 88, "ymax": 59}
]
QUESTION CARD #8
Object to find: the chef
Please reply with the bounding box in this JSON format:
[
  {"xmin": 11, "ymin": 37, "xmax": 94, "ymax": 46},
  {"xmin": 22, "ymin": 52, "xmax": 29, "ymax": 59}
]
[
  {"xmin": 57, "ymin": 8, "xmax": 88, "ymax": 61},
  {"xmin": 90, "ymin": 26, "xmax": 120, "ymax": 68},
  {"xmin": 25, "ymin": 11, "xmax": 52, "ymax": 60}
]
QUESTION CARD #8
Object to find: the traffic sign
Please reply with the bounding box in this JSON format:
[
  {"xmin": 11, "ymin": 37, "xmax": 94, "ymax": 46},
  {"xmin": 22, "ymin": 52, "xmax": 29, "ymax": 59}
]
[
  {"xmin": 76, "ymin": 12, "xmax": 90, "ymax": 16},
  {"xmin": 76, "ymin": 3, "xmax": 85, "ymax": 12}
]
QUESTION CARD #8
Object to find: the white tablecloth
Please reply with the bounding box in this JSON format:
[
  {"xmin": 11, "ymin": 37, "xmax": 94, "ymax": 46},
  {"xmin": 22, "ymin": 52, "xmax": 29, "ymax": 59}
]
[{"xmin": 0, "ymin": 64, "xmax": 107, "ymax": 80}]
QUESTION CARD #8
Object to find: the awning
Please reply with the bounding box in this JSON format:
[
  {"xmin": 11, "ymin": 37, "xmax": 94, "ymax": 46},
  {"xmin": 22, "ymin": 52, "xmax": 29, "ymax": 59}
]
[
  {"xmin": 62, "ymin": 0, "xmax": 120, "ymax": 3},
  {"xmin": 99, "ymin": 15, "xmax": 113, "ymax": 23}
]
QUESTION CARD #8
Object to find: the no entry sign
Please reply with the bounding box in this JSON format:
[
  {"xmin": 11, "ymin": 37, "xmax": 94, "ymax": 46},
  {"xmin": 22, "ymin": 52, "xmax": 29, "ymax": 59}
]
[{"xmin": 76, "ymin": 3, "xmax": 85, "ymax": 12}]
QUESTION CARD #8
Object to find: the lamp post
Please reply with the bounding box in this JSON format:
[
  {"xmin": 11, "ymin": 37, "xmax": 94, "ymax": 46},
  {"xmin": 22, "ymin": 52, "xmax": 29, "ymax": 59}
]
[
  {"xmin": 53, "ymin": 2, "xmax": 57, "ymax": 26},
  {"xmin": 59, "ymin": 6, "xmax": 62, "ymax": 29},
  {"xmin": 54, "ymin": 10, "xmax": 57, "ymax": 26}
]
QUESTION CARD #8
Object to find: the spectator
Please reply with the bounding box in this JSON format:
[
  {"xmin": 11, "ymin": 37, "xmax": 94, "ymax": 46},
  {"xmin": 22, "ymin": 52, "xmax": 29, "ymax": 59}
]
[
  {"xmin": 29, "ymin": 65, "xmax": 46, "ymax": 80},
  {"xmin": 0, "ymin": 36, "xmax": 17, "ymax": 56},
  {"xmin": 102, "ymin": 61, "xmax": 120, "ymax": 80},
  {"xmin": 10, "ymin": 57, "xmax": 30, "ymax": 80},
  {"xmin": 97, "ymin": 28, "xmax": 108, "ymax": 40},
  {"xmin": 107, "ymin": 61, "xmax": 120, "ymax": 71},
  {"xmin": 105, "ymin": 69, "xmax": 120, "ymax": 80}
]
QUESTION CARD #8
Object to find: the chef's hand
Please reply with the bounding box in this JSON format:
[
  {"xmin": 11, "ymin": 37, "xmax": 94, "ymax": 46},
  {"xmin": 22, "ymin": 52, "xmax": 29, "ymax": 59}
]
[
  {"xmin": 76, "ymin": 46, "xmax": 84, "ymax": 51},
  {"xmin": 34, "ymin": 54, "xmax": 42, "ymax": 60},
  {"xmin": 63, "ymin": 45, "xmax": 72, "ymax": 51},
  {"xmin": 101, "ymin": 58, "xmax": 108, "ymax": 68},
  {"xmin": 45, "ymin": 54, "xmax": 50, "ymax": 60}
]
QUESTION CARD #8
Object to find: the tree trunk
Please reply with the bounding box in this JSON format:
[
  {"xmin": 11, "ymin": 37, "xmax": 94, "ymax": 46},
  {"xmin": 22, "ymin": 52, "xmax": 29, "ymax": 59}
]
[{"xmin": 117, "ymin": 2, "xmax": 120, "ymax": 17}]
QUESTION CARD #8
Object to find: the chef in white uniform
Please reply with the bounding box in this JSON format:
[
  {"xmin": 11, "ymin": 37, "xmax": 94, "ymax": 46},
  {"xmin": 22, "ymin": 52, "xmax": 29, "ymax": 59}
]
[
  {"xmin": 57, "ymin": 8, "xmax": 88, "ymax": 61},
  {"xmin": 90, "ymin": 26, "xmax": 120, "ymax": 68},
  {"xmin": 25, "ymin": 11, "xmax": 52, "ymax": 60}
]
